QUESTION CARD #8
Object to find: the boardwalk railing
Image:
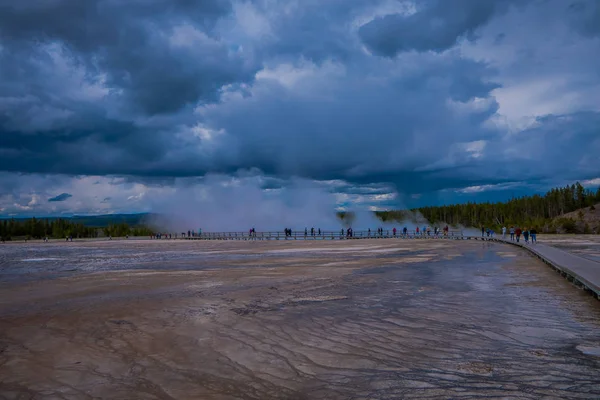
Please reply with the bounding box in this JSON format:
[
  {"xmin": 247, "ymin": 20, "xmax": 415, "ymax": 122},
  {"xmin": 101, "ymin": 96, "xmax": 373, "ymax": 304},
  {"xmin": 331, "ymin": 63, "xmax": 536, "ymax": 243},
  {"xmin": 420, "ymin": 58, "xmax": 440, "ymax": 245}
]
[{"xmin": 177, "ymin": 230, "xmax": 464, "ymax": 240}]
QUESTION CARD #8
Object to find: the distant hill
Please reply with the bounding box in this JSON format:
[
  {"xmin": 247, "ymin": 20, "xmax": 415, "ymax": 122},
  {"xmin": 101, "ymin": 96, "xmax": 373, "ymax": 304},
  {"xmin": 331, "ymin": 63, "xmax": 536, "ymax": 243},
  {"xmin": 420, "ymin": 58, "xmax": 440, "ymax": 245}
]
[{"xmin": 554, "ymin": 204, "xmax": 600, "ymax": 234}]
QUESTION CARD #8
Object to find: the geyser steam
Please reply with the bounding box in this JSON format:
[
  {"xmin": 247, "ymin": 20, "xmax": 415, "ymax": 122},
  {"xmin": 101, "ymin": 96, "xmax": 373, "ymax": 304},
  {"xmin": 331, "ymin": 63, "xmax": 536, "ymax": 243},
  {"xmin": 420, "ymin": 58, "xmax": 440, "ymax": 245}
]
[
  {"xmin": 146, "ymin": 176, "xmax": 344, "ymax": 232},
  {"xmin": 143, "ymin": 174, "xmax": 443, "ymax": 233}
]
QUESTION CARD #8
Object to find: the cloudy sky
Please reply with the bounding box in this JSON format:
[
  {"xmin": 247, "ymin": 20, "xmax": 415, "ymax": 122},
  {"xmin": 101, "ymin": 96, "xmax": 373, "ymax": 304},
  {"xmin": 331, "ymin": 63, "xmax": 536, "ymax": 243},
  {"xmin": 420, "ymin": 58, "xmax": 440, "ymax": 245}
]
[{"xmin": 1, "ymin": 0, "xmax": 599, "ymax": 218}]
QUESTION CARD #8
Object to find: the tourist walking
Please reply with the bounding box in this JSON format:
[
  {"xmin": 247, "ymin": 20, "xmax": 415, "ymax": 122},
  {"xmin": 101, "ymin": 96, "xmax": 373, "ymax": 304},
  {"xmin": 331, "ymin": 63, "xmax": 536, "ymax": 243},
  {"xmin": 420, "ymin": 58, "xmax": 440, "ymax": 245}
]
[
  {"xmin": 393, "ymin": 227, "xmax": 397, "ymax": 237},
  {"xmin": 523, "ymin": 228, "xmax": 530, "ymax": 244},
  {"xmin": 481, "ymin": 226, "xmax": 485, "ymax": 237},
  {"xmin": 502, "ymin": 226, "xmax": 506, "ymax": 239},
  {"xmin": 515, "ymin": 227, "xmax": 522, "ymax": 243},
  {"xmin": 530, "ymin": 228, "xmax": 537, "ymax": 243},
  {"xmin": 509, "ymin": 226, "xmax": 515, "ymax": 241}
]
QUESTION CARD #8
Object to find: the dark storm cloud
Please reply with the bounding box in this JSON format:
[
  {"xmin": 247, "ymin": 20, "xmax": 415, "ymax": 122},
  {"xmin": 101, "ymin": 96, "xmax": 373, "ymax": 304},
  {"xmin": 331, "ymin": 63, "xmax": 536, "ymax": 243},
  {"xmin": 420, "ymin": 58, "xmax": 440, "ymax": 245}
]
[
  {"xmin": 48, "ymin": 193, "xmax": 72, "ymax": 202},
  {"xmin": 358, "ymin": 0, "xmax": 520, "ymax": 56}
]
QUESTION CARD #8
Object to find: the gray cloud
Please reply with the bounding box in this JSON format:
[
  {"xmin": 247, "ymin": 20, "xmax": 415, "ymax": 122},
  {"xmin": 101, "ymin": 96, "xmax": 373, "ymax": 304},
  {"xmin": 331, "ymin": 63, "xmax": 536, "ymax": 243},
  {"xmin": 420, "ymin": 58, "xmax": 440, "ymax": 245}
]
[{"xmin": 48, "ymin": 193, "xmax": 72, "ymax": 202}]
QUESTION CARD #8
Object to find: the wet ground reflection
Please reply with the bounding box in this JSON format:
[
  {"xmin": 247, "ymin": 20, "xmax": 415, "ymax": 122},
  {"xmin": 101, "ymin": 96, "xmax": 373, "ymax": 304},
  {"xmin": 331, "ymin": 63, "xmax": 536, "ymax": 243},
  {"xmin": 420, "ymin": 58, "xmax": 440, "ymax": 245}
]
[{"xmin": 1, "ymin": 240, "xmax": 599, "ymax": 399}]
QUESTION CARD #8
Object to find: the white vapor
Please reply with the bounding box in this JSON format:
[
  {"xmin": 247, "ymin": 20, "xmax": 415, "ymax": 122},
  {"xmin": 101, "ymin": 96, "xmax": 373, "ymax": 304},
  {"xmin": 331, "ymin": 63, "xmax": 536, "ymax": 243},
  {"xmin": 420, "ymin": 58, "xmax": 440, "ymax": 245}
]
[{"xmin": 147, "ymin": 175, "xmax": 346, "ymax": 232}]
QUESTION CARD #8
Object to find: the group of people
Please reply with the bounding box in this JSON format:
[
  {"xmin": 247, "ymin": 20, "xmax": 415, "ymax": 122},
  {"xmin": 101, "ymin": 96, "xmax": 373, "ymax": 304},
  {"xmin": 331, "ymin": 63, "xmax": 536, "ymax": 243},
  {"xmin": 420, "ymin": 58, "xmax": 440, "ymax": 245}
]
[
  {"xmin": 500, "ymin": 226, "xmax": 537, "ymax": 244},
  {"xmin": 153, "ymin": 233, "xmax": 174, "ymax": 239},
  {"xmin": 379, "ymin": 225, "xmax": 450, "ymax": 237},
  {"xmin": 302, "ymin": 227, "xmax": 322, "ymax": 236},
  {"xmin": 364, "ymin": 226, "xmax": 451, "ymax": 237},
  {"xmin": 367, "ymin": 226, "xmax": 451, "ymax": 237},
  {"xmin": 481, "ymin": 227, "xmax": 495, "ymax": 237},
  {"xmin": 280, "ymin": 226, "xmax": 451, "ymax": 238}
]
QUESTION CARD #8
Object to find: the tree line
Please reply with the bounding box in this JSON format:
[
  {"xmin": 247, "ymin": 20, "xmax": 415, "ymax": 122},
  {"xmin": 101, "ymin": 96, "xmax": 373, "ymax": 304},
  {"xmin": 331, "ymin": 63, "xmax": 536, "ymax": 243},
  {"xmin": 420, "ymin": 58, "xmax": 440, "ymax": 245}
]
[
  {"xmin": 377, "ymin": 182, "xmax": 600, "ymax": 233},
  {"xmin": 0, "ymin": 218, "xmax": 153, "ymax": 241},
  {"xmin": 2, "ymin": 182, "xmax": 599, "ymax": 240}
]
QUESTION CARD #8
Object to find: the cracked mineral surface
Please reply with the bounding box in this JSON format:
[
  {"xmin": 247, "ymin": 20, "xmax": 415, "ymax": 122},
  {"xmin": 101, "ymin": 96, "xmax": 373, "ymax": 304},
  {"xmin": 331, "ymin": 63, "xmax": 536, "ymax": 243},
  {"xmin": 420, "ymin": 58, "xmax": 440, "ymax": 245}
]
[{"xmin": 1, "ymin": 239, "xmax": 599, "ymax": 399}]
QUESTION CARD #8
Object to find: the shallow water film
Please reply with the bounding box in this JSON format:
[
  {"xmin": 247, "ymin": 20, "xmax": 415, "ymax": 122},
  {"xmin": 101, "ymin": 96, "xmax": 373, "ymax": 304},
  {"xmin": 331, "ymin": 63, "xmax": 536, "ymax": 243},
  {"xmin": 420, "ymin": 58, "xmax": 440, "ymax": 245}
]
[{"xmin": 1, "ymin": 239, "xmax": 599, "ymax": 399}]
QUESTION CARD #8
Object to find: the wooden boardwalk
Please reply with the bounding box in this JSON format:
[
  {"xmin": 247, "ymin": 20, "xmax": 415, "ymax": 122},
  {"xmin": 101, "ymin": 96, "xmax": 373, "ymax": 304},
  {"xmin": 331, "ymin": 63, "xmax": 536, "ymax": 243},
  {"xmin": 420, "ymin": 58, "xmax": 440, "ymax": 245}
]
[{"xmin": 489, "ymin": 237, "xmax": 600, "ymax": 299}]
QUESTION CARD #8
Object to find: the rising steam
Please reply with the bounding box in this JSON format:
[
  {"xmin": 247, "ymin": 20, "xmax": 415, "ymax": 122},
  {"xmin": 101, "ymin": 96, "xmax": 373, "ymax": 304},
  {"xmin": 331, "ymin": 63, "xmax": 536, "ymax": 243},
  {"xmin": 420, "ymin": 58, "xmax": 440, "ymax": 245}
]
[
  {"xmin": 145, "ymin": 176, "xmax": 342, "ymax": 232},
  {"xmin": 143, "ymin": 174, "xmax": 443, "ymax": 233}
]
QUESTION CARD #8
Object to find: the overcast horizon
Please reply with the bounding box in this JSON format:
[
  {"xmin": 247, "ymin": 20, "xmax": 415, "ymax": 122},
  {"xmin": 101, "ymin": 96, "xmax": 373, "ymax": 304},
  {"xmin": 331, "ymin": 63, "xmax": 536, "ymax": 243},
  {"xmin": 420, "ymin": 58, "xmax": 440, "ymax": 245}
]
[{"xmin": 1, "ymin": 0, "xmax": 600, "ymax": 218}]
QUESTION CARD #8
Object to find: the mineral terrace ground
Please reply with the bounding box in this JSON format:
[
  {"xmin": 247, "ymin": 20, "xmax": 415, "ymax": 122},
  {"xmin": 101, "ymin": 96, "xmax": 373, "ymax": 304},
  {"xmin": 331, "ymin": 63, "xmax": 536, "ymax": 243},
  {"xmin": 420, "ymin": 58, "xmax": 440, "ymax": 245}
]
[{"xmin": 1, "ymin": 239, "xmax": 599, "ymax": 399}]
